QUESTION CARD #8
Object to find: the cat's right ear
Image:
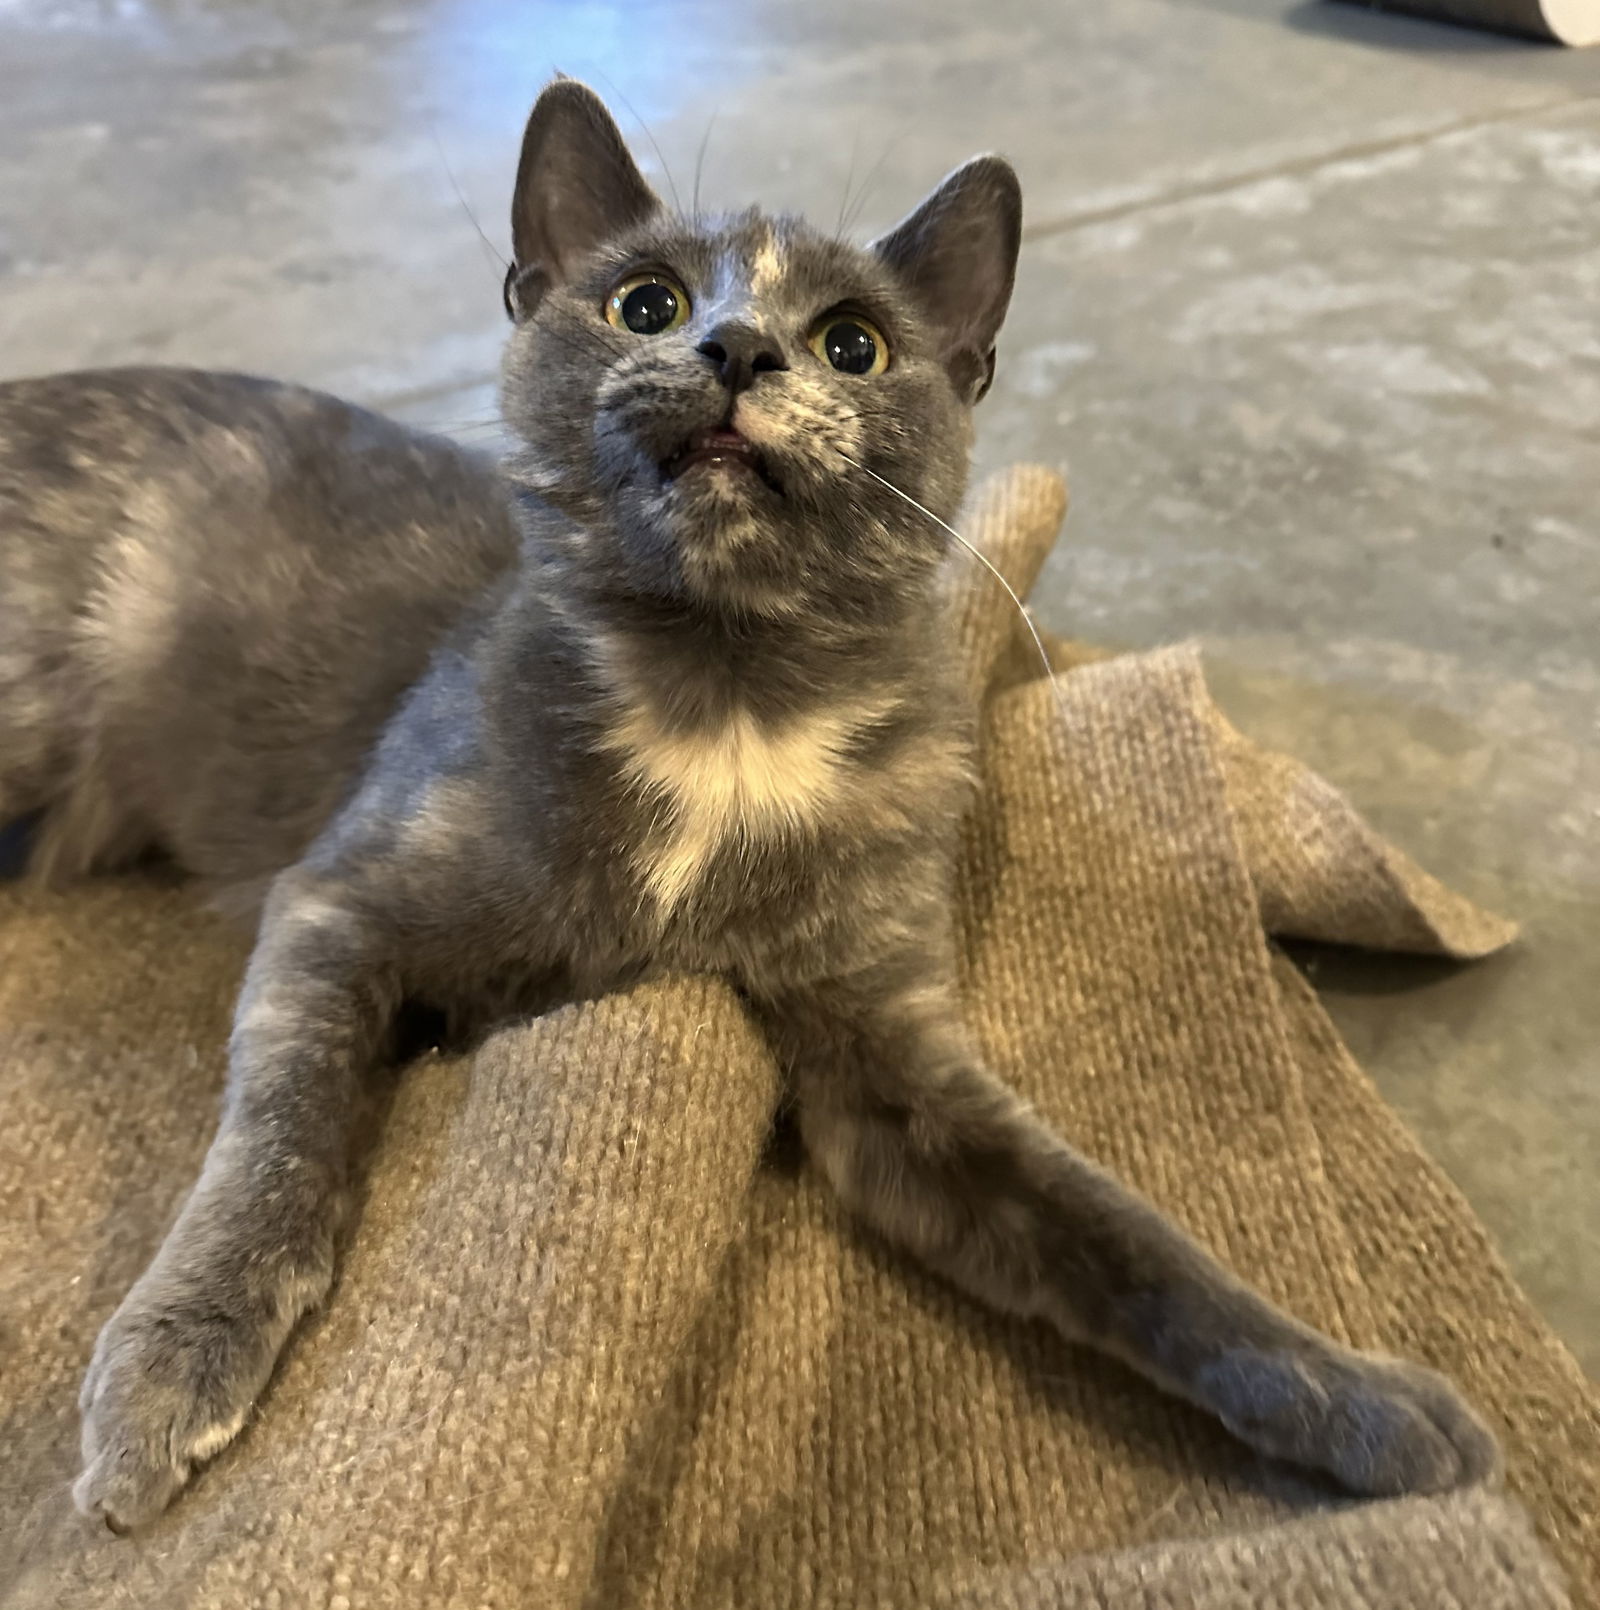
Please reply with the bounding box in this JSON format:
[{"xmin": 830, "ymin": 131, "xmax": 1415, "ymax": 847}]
[
  {"xmin": 504, "ymin": 79, "xmax": 662, "ymax": 321},
  {"xmin": 871, "ymin": 156, "xmax": 1022, "ymax": 406}
]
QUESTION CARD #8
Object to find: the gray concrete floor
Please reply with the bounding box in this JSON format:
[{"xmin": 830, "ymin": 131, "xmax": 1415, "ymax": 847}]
[{"xmin": 1, "ymin": 1, "xmax": 1594, "ymax": 1370}]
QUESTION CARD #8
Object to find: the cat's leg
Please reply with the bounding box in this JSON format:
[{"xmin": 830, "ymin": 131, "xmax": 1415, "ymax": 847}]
[
  {"xmin": 74, "ymin": 870, "xmax": 401, "ymax": 1532},
  {"xmin": 761, "ymin": 966, "xmax": 1497, "ymax": 1497}
]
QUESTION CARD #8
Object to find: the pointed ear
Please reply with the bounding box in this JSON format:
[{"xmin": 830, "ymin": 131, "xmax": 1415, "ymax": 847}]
[
  {"xmin": 504, "ymin": 79, "xmax": 662, "ymax": 320},
  {"xmin": 870, "ymin": 156, "xmax": 1022, "ymax": 404}
]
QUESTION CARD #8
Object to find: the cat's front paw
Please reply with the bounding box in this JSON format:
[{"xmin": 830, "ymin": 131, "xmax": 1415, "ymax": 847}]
[
  {"xmin": 74, "ymin": 1259, "xmax": 323, "ymax": 1533},
  {"xmin": 1199, "ymin": 1344, "xmax": 1499, "ymax": 1497}
]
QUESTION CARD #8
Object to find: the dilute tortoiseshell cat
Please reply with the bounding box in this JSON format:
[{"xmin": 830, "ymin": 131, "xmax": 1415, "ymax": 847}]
[{"xmin": 0, "ymin": 81, "xmax": 1494, "ymax": 1533}]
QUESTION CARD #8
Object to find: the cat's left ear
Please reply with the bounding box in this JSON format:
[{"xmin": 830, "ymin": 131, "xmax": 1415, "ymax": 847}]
[
  {"xmin": 504, "ymin": 78, "xmax": 663, "ymax": 320},
  {"xmin": 870, "ymin": 156, "xmax": 1022, "ymax": 405}
]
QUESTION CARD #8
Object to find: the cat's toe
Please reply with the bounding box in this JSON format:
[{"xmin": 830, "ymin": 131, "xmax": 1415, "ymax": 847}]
[
  {"xmin": 1317, "ymin": 1356, "xmax": 1497, "ymax": 1495},
  {"xmin": 74, "ymin": 1435, "xmax": 200, "ymax": 1536},
  {"xmin": 74, "ymin": 1298, "xmax": 265, "ymax": 1533},
  {"xmin": 1200, "ymin": 1345, "xmax": 1499, "ymax": 1497}
]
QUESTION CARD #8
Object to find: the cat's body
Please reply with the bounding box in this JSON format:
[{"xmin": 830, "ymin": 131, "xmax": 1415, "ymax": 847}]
[
  {"xmin": 0, "ymin": 82, "xmax": 1496, "ymax": 1536},
  {"xmin": 0, "ymin": 367, "xmax": 519, "ymax": 899}
]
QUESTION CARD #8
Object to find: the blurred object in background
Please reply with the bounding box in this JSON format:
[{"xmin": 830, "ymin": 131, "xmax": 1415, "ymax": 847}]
[{"xmin": 1332, "ymin": 0, "xmax": 1599, "ymax": 45}]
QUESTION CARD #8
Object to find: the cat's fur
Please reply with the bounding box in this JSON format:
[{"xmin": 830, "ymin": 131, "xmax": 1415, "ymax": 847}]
[
  {"xmin": 0, "ymin": 81, "xmax": 1495, "ymax": 1535},
  {"xmin": 0, "ymin": 369, "xmax": 520, "ymax": 899}
]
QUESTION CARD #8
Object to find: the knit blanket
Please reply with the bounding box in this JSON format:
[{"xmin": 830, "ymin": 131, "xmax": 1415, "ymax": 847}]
[{"xmin": 2, "ymin": 466, "xmax": 1594, "ymax": 1608}]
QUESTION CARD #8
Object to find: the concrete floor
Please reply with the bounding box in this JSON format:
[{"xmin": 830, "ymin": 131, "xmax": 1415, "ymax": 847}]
[{"xmin": 0, "ymin": 1, "xmax": 1594, "ymax": 1371}]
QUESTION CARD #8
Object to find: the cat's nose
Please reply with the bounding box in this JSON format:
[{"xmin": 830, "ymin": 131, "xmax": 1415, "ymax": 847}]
[{"xmin": 697, "ymin": 324, "xmax": 788, "ymax": 394}]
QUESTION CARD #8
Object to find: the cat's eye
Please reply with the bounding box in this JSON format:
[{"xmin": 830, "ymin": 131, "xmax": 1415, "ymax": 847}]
[
  {"xmin": 605, "ymin": 272, "xmax": 691, "ymax": 336},
  {"xmin": 807, "ymin": 314, "xmax": 890, "ymax": 377}
]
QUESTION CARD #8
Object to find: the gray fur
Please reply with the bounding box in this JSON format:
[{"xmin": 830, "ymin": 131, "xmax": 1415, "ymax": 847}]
[
  {"xmin": 0, "ymin": 81, "xmax": 1495, "ymax": 1534},
  {"xmin": 0, "ymin": 368, "xmax": 518, "ymax": 901}
]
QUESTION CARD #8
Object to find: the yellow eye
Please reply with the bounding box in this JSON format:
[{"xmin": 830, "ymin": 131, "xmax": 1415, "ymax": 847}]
[
  {"xmin": 605, "ymin": 272, "xmax": 691, "ymax": 335},
  {"xmin": 807, "ymin": 313, "xmax": 889, "ymax": 376}
]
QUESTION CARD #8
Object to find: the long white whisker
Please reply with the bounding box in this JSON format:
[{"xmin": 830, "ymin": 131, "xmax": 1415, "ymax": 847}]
[
  {"xmin": 425, "ymin": 120, "xmax": 509, "ymax": 277},
  {"xmin": 837, "ymin": 454, "xmax": 1071, "ymax": 742}
]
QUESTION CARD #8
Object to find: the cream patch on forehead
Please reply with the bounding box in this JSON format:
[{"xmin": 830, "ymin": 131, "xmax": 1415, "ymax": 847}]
[
  {"xmin": 708, "ymin": 224, "xmax": 788, "ymax": 310},
  {"xmin": 749, "ymin": 226, "xmax": 787, "ymax": 297}
]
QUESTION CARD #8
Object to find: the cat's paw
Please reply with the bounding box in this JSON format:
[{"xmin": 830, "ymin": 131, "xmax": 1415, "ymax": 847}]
[
  {"xmin": 1199, "ymin": 1344, "xmax": 1499, "ymax": 1497},
  {"xmin": 74, "ymin": 1266, "xmax": 314, "ymax": 1533}
]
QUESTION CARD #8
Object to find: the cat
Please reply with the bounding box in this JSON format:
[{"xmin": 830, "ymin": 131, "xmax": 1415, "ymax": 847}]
[{"xmin": 0, "ymin": 79, "xmax": 1495, "ymax": 1535}]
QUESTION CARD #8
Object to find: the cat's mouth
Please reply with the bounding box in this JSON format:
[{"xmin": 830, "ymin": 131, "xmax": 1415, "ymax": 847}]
[{"xmin": 661, "ymin": 426, "xmax": 782, "ymax": 494}]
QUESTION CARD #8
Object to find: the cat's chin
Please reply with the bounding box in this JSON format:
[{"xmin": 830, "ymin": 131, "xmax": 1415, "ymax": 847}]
[
  {"xmin": 657, "ymin": 460, "xmax": 782, "ymax": 541},
  {"xmin": 657, "ymin": 500, "xmax": 812, "ymax": 620}
]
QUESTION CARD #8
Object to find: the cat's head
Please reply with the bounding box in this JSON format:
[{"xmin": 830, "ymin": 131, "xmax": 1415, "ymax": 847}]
[{"xmin": 500, "ymin": 79, "xmax": 1020, "ymax": 620}]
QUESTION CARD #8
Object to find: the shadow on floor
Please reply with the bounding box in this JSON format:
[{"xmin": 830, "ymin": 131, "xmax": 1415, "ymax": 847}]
[
  {"xmin": 1282, "ymin": 0, "xmax": 1547, "ymax": 55},
  {"xmin": 1187, "ymin": 0, "xmax": 1587, "ymax": 86},
  {"xmin": 1282, "ymin": 938, "xmax": 1485, "ymax": 998}
]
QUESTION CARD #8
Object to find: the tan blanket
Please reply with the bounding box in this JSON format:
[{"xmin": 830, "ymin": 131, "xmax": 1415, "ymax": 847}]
[{"xmin": 2, "ymin": 466, "xmax": 1595, "ymax": 1608}]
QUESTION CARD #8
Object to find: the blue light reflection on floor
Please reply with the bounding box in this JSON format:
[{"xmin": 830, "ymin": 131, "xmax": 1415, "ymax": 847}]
[{"xmin": 408, "ymin": 0, "xmax": 756, "ymax": 137}]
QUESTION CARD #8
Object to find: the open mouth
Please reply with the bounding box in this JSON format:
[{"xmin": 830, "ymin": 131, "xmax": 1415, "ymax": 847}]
[{"xmin": 661, "ymin": 426, "xmax": 782, "ymax": 494}]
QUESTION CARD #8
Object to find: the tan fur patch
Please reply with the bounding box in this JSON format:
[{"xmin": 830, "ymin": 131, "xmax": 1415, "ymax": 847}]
[
  {"xmin": 735, "ymin": 366, "xmax": 864, "ymax": 463},
  {"xmin": 84, "ymin": 500, "xmax": 179, "ymax": 679},
  {"xmin": 749, "ymin": 229, "xmax": 785, "ymax": 297},
  {"xmin": 593, "ymin": 634, "xmax": 894, "ymax": 911},
  {"xmin": 186, "ymin": 1411, "xmax": 249, "ymax": 1464}
]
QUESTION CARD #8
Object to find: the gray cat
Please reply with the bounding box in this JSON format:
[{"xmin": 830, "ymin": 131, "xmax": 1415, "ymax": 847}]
[{"xmin": 0, "ymin": 81, "xmax": 1495, "ymax": 1535}]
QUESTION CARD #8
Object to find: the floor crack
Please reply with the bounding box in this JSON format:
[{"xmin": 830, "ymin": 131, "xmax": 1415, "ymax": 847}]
[{"xmin": 1020, "ymin": 90, "xmax": 1596, "ymax": 242}]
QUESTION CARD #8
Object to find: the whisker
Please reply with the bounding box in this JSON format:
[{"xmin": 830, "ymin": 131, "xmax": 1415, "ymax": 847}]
[
  {"xmin": 837, "ymin": 453, "xmax": 1070, "ymax": 740},
  {"xmin": 538, "ymin": 325, "xmax": 613, "ymax": 369},
  {"xmin": 416, "ymin": 420, "xmax": 510, "ymax": 441},
  {"xmin": 426, "ymin": 120, "xmax": 510, "ymax": 279},
  {"xmin": 549, "ymin": 301, "xmax": 629, "ymax": 358},
  {"xmin": 692, "ymin": 111, "xmax": 718, "ymax": 222},
  {"xmin": 424, "ymin": 416, "xmax": 504, "ymax": 430},
  {"xmin": 537, "ymin": 306, "xmax": 631, "ymax": 368},
  {"xmin": 841, "ymin": 129, "xmax": 910, "ymax": 237},
  {"xmin": 836, "ymin": 126, "xmax": 862, "ymax": 236},
  {"xmin": 588, "ymin": 71, "xmax": 683, "ymax": 215}
]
